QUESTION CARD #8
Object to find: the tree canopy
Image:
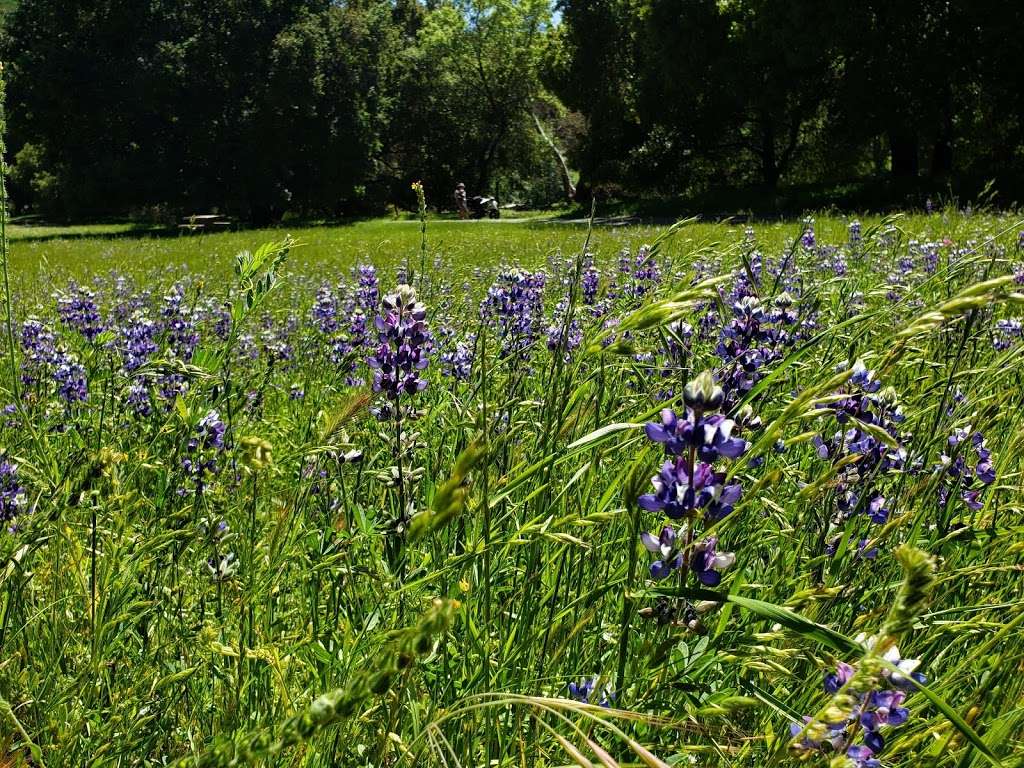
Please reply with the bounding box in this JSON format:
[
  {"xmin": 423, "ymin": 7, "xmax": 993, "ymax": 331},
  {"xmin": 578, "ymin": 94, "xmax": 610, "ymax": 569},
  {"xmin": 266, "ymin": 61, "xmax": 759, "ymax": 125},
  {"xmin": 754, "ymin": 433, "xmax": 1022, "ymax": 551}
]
[{"xmin": 3, "ymin": 0, "xmax": 1023, "ymax": 220}]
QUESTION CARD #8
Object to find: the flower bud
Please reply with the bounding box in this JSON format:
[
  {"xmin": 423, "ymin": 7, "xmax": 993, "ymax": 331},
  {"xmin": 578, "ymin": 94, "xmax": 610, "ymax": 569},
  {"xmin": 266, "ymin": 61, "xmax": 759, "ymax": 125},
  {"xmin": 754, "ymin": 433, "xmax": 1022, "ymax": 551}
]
[{"xmin": 683, "ymin": 370, "xmax": 724, "ymax": 411}]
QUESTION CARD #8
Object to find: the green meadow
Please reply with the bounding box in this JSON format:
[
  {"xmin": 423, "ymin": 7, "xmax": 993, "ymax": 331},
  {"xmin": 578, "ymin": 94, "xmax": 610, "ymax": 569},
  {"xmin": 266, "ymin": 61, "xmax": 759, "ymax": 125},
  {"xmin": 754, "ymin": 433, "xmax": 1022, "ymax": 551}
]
[{"xmin": 1, "ymin": 211, "xmax": 1024, "ymax": 767}]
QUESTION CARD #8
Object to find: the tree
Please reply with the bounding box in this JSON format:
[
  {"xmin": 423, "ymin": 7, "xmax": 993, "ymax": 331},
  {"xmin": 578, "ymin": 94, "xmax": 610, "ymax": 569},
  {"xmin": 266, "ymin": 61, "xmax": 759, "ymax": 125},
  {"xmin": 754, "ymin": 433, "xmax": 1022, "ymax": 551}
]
[
  {"xmin": 828, "ymin": 1, "xmax": 973, "ymax": 181},
  {"xmin": 3, "ymin": 0, "xmax": 398, "ymax": 220},
  {"xmin": 545, "ymin": 0, "xmax": 642, "ymax": 195},
  {"xmin": 4, "ymin": 0, "xmax": 184, "ymax": 217},
  {"xmin": 553, "ymin": 0, "xmax": 836, "ymax": 194},
  {"xmin": 381, "ymin": 0, "xmax": 557, "ymax": 206}
]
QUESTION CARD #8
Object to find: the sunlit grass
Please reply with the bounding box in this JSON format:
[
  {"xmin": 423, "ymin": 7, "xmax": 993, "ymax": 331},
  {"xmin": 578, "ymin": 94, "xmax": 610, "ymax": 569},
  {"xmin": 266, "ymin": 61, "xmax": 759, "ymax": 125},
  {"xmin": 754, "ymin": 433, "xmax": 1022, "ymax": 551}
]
[{"xmin": 1, "ymin": 209, "xmax": 1023, "ymax": 766}]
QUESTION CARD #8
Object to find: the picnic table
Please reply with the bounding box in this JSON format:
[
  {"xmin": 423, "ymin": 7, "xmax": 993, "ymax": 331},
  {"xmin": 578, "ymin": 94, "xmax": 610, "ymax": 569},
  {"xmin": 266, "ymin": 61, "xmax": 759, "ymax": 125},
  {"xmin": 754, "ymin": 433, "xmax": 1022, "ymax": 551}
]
[{"xmin": 178, "ymin": 214, "xmax": 235, "ymax": 234}]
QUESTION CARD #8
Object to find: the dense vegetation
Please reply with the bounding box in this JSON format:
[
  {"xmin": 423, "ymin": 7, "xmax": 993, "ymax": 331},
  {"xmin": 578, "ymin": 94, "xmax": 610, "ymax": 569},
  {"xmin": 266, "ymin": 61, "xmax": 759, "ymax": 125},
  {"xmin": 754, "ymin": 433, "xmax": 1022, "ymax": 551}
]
[
  {"xmin": 1, "ymin": 210, "xmax": 1024, "ymax": 766},
  {"xmin": 4, "ymin": 1, "xmax": 1024, "ymax": 220}
]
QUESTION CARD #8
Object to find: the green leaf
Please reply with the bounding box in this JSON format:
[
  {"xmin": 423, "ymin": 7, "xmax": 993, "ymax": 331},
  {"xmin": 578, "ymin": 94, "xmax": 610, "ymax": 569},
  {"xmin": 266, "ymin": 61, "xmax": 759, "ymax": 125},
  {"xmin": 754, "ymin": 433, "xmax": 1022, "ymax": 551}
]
[
  {"xmin": 566, "ymin": 422, "xmax": 642, "ymax": 451},
  {"xmin": 644, "ymin": 586, "xmax": 864, "ymax": 655}
]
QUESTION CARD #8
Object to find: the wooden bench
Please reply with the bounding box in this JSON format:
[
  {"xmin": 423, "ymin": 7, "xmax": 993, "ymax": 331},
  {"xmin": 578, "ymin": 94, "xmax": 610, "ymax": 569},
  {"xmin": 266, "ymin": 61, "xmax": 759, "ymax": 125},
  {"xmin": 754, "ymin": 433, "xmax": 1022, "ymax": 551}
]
[{"xmin": 178, "ymin": 214, "xmax": 235, "ymax": 234}]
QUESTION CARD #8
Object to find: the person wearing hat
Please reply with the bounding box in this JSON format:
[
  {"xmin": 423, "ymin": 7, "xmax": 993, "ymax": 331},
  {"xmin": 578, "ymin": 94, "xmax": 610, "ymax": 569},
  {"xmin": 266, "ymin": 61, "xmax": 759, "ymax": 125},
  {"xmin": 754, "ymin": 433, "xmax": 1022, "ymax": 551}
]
[{"xmin": 454, "ymin": 182, "xmax": 469, "ymax": 219}]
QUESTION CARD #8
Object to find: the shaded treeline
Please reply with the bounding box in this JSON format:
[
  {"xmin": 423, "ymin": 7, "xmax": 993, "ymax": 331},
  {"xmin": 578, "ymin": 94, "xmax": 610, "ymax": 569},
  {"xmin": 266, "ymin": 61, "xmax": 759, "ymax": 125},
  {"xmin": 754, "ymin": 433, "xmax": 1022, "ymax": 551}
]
[{"xmin": 3, "ymin": 0, "xmax": 1023, "ymax": 221}]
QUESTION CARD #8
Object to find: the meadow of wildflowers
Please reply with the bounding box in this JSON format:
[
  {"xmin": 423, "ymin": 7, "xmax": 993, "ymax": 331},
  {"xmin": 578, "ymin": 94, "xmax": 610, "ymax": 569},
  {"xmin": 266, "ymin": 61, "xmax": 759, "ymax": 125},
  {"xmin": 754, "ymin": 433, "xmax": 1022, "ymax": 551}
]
[{"xmin": 1, "ymin": 210, "xmax": 1024, "ymax": 767}]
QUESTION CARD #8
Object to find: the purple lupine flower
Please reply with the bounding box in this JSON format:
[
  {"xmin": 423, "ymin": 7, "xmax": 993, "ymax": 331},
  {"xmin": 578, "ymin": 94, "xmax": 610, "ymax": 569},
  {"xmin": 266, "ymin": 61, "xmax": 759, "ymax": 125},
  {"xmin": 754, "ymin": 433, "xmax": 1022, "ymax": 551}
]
[
  {"xmin": 877, "ymin": 642, "xmax": 926, "ymax": 688},
  {"xmin": 0, "ymin": 456, "xmax": 27, "ymax": 531},
  {"xmin": 443, "ymin": 341, "xmax": 475, "ymax": 381},
  {"xmin": 262, "ymin": 337, "xmax": 293, "ymax": 365},
  {"xmin": 348, "ymin": 308, "xmax": 368, "ymax": 349},
  {"xmin": 107, "ymin": 273, "xmax": 148, "ymax": 322},
  {"xmin": 640, "ymin": 525, "xmax": 683, "ymax": 579},
  {"xmin": 211, "ymin": 304, "xmax": 232, "ymax": 341},
  {"xmin": 855, "ymin": 538, "xmax": 879, "ymax": 560},
  {"xmin": 849, "ymin": 360, "xmax": 881, "ymax": 393},
  {"xmin": 824, "ymin": 661, "xmax": 854, "ymax": 694},
  {"xmin": 813, "ymin": 244, "xmax": 846, "ymax": 276},
  {"xmin": 946, "ymin": 388, "xmax": 967, "ymax": 417},
  {"xmin": 848, "ymin": 220, "xmax": 862, "ymax": 248},
  {"xmin": 53, "ymin": 350, "xmax": 88, "ymax": 403},
  {"xmin": 688, "ymin": 536, "xmax": 735, "ymax": 586},
  {"xmin": 644, "ymin": 408, "xmax": 748, "ymax": 462},
  {"xmin": 127, "ymin": 381, "xmax": 151, "ymax": 416},
  {"xmin": 866, "ymin": 494, "xmax": 889, "ymax": 524},
  {"xmin": 792, "ymin": 646, "xmax": 919, "ymax": 766},
  {"xmin": 355, "ymin": 263, "xmax": 379, "ymax": 314},
  {"xmin": 368, "ymin": 284, "xmax": 430, "ymax": 400},
  {"xmin": 638, "ymin": 371, "xmax": 748, "ymax": 590},
  {"xmin": 119, "ymin": 311, "xmax": 158, "ymax": 372},
  {"xmin": 864, "ymin": 690, "xmax": 910, "ymax": 728},
  {"xmin": 20, "ymin": 317, "xmax": 57, "ymax": 386},
  {"xmin": 182, "ymin": 409, "xmax": 227, "ymax": 494},
  {"xmin": 161, "ymin": 283, "xmax": 199, "ymax": 361},
  {"xmin": 801, "ymin": 218, "xmax": 816, "ymax": 249},
  {"xmin": 55, "ymin": 282, "xmax": 104, "ymax": 341},
  {"xmin": 2, "ymin": 403, "xmax": 17, "ymax": 430},
  {"xmin": 637, "ymin": 457, "xmax": 742, "ymax": 522},
  {"xmin": 815, "ymin": 362, "xmax": 907, "ymax": 478},
  {"xmin": 812, "ymin": 362, "xmax": 908, "ymax": 556},
  {"xmin": 325, "ymin": 290, "xmax": 371, "ymax": 385},
  {"xmin": 480, "ymin": 268, "xmax": 546, "ymax": 361},
  {"xmin": 845, "ymin": 744, "xmax": 881, "ymax": 767},
  {"xmin": 582, "ymin": 261, "xmax": 600, "ymax": 305},
  {"xmin": 715, "ymin": 295, "xmax": 800, "ymax": 407},
  {"xmin": 437, "ymin": 327, "xmax": 475, "ymax": 381},
  {"xmin": 118, "ymin": 311, "xmax": 158, "ymax": 416},
  {"xmin": 312, "ymin": 282, "xmax": 338, "ymax": 334},
  {"xmin": 328, "ymin": 332, "xmax": 350, "ymax": 368},
  {"xmin": 159, "ymin": 373, "xmax": 189, "ymax": 403},
  {"xmin": 546, "ymin": 298, "xmax": 583, "ymax": 359},
  {"xmin": 962, "ymin": 489, "xmax": 983, "ymax": 510},
  {"xmin": 884, "ymin": 274, "xmax": 901, "ymax": 303},
  {"xmin": 567, "ymin": 677, "xmax": 613, "ymax": 707},
  {"xmin": 631, "ymin": 245, "xmax": 661, "ymax": 299},
  {"xmin": 194, "ymin": 409, "xmax": 226, "ymax": 450},
  {"xmin": 993, "ymin": 318, "xmax": 1022, "ymax": 350},
  {"xmin": 938, "ymin": 427, "xmax": 995, "ymax": 512},
  {"xmin": 919, "ymin": 242, "xmax": 940, "ymax": 273}
]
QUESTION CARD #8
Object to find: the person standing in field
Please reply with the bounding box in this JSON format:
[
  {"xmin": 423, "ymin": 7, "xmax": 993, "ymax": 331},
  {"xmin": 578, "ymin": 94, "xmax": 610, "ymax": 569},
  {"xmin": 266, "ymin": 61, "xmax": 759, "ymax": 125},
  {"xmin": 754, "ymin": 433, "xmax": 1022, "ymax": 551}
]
[{"xmin": 454, "ymin": 182, "xmax": 469, "ymax": 219}]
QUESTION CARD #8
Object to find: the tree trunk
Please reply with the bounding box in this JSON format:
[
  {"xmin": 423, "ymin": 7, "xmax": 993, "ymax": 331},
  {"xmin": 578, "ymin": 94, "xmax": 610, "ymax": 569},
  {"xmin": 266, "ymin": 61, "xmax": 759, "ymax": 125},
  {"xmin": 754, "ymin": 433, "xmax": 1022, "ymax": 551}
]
[
  {"xmin": 249, "ymin": 202, "xmax": 275, "ymax": 228},
  {"xmin": 889, "ymin": 130, "xmax": 919, "ymax": 179},
  {"xmin": 476, "ymin": 128, "xmax": 503, "ymax": 194},
  {"xmin": 761, "ymin": 115, "xmax": 780, "ymax": 189},
  {"xmin": 531, "ymin": 111, "xmax": 576, "ymax": 201},
  {"xmin": 931, "ymin": 86, "xmax": 954, "ymax": 177},
  {"xmin": 931, "ymin": 137, "xmax": 953, "ymax": 177}
]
